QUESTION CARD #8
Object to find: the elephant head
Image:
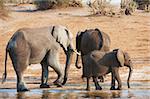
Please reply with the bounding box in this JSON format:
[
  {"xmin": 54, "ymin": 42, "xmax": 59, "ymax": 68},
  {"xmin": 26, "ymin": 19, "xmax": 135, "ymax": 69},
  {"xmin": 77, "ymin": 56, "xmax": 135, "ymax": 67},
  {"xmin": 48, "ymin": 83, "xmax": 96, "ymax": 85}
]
[
  {"xmin": 51, "ymin": 25, "xmax": 80, "ymax": 85},
  {"xmin": 115, "ymin": 49, "xmax": 133, "ymax": 88}
]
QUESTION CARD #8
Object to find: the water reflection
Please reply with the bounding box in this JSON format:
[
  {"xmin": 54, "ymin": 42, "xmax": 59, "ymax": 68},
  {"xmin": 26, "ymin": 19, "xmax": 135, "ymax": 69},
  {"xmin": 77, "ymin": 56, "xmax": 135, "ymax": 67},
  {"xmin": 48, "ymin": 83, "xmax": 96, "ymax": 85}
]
[
  {"xmin": 0, "ymin": 89, "xmax": 149, "ymax": 99},
  {"xmin": 17, "ymin": 92, "xmax": 26, "ymax": 99},
  {"xmin": 111, "ymin": 91, "xmax": 122, "ymax": 98},
  {"xmin": 81, "ymin": 90, "xmax": 122, "ymax": 98},
  {"xmin": 127, "ymin": 90, "xmax": 135, "ymax": 98}
]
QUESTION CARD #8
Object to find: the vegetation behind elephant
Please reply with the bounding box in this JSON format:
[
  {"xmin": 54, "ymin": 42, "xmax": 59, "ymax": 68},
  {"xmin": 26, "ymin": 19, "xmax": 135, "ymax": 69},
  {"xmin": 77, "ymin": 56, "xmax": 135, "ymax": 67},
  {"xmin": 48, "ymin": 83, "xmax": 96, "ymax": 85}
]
[
  {"xmin": 82, "ymin": 49, "xmax": 133, "ymax": 91},
  {"xmin": 2, "ymin": 25, "xmax": 79, "ymax": 92}
]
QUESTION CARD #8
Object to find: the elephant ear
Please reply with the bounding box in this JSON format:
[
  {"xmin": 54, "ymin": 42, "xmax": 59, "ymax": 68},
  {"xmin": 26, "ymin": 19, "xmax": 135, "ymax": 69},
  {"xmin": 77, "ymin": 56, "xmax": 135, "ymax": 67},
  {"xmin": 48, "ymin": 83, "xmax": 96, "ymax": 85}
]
[
  {"xmin": 116, "ymin": 49, "xmax": 125, "ymax": 67},
  {"xmin": 52, "ymin": 25, "xmax": 72, "ymax": 51}
]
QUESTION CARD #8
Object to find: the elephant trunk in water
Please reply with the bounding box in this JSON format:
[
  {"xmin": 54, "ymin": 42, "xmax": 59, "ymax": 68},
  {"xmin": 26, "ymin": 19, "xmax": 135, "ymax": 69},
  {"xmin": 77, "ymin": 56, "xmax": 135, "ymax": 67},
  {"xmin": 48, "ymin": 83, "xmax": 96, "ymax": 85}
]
[{"xmin": 127, "ymin": 62, "xmax": 133, "ymax": 88}]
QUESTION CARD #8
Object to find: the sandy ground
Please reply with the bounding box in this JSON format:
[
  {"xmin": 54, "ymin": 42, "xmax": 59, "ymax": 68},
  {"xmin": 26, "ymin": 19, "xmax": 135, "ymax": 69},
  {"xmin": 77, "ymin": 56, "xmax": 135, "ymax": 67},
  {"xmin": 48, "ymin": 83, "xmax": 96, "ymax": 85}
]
[{"xmin": 0, "ymin": 4, "xmax": 150, "ymax": 98}]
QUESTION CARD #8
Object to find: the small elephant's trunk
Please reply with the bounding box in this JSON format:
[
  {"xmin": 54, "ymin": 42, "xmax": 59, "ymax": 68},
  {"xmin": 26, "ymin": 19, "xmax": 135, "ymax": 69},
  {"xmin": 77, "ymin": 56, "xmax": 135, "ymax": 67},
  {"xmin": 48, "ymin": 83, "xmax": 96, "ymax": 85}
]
[{"xmin": 127, "ymin": 63, "xmax": 133, "ymax": 88}]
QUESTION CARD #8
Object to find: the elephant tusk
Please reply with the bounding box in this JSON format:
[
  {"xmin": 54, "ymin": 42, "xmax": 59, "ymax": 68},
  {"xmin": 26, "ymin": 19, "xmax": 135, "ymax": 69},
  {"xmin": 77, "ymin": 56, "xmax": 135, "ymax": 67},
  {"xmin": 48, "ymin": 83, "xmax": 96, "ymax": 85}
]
[
  {"xmin": 73, "ymin": 49, "xmax": 81, "ymax": 56},
  {"xmin": 69, "ymin": 42, "xmax": 81, "ymax": 55}
]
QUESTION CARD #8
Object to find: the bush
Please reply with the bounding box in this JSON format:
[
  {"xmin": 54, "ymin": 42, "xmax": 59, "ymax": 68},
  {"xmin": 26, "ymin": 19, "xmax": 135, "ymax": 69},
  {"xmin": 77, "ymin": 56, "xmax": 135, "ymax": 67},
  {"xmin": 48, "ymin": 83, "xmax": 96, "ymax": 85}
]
[
  {"xmin": 128, "ymin": 1, "xmax": 138, "ymax": 12},
  {"xmin": 69, "ymin": 0, "xmax": 83, "ymax": 7},
  {"xmin": 144, "ymin": 4, "xmax": 150, "ymax": 12},
  {"xmin": 34, "ymin": 0, "xmax": 82, "ymax": 10},
  {"xmin": 0, "ymin": 0, "xmax": 8, "ymax": 19},
  {"xmin": 120, "ymin": 0, "xmax": 138, "ymax": 15},
  {"xmin": 0, "ymin": 0, "xmax": 5, "ymax": 9},
  {"xmin": 34, "ymin": 0, "xmax": 56, "ymax": 10},
  {"xmin": 88, "ymin": 0, "xmax": 113, "ymax": 15}
]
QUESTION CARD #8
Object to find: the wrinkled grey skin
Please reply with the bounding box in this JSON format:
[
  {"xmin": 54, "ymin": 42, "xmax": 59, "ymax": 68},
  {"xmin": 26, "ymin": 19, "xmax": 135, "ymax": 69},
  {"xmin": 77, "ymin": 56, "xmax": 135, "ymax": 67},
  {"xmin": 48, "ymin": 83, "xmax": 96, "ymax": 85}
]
[
  {"xmin": 82, "ymin": 49, "xmax": 133, "ymax": 91},
  {"xmin": 2, "ymin": 25, "xmax": 78, "ymax": 92},
  {"xmin": 75, "ymin": 28, "xmax": 111, "ymax": 82}
]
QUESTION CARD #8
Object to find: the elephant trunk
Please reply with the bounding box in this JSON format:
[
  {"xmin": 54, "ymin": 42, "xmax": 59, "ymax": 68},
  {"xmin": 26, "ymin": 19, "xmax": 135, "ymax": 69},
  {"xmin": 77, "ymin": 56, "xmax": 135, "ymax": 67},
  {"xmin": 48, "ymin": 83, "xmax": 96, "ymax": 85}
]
[
  {"xmin": 62, "ymin": 43, "xmax": 80, "ymax": 85},
  {"xmin": 62, "ymin": 47, "xmax": 73, "ymax": 85},
  {"xmin": 75, "ymin": 52, "xmax": 81, "ymax": 69},
  {"xmin": 75, "ymin": 33, "xmax": 82, "ymax": 69},
  {"xmin": 127, "ymin": 62, "xmax": 133, "ymax": 88}
]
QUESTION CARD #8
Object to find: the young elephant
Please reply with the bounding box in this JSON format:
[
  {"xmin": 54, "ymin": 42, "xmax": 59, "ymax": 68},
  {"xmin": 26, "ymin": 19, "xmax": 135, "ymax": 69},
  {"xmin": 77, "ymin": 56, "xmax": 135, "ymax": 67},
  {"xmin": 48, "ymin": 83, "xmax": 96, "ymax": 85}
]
[{"xmin": 82, "ymin": 49, "xmax": 133, "ymax": 90}]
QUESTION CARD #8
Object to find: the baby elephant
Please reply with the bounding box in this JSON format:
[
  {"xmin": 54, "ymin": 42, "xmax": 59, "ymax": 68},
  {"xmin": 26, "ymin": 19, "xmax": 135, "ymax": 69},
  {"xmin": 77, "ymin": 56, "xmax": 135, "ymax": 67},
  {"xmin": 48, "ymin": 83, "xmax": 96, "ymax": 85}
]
[{"xmin": 82, "ymin": 49, "xmax": 133, "ymax": 90}]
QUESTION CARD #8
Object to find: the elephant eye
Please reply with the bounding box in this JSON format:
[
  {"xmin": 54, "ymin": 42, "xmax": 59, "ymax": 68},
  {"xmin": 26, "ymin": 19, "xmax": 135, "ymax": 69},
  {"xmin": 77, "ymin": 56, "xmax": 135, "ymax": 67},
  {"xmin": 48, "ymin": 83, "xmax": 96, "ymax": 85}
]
[{"xmin": 129, "ymin": 60, "xmax": 131, "ymax": 62}]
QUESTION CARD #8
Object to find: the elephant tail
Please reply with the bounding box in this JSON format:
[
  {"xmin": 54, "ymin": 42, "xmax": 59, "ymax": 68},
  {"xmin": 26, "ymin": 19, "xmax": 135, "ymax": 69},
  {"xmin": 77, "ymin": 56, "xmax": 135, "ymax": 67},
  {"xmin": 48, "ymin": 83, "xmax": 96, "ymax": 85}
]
[{"xmin": 2, "ymin": 48, "xmax": 8, "ymax": 84}]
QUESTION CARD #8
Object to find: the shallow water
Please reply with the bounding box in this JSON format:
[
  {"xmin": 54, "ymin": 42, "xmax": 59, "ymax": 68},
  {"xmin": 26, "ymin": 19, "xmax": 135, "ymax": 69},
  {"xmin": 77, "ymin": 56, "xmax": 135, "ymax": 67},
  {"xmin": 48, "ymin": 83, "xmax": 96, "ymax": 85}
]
[
  {"xmin": 0, "ymin": 88, "xmax": 149, "ymax": 99},
  {"xmin": 1, "ymin": 64, "xmax": 149, "ymax": 99}
]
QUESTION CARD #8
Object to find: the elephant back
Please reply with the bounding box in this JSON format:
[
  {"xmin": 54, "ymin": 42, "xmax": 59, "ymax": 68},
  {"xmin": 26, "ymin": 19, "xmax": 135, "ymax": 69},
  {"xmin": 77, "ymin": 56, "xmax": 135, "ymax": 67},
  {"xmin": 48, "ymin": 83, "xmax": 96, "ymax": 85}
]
[
  {"xmin": 98, "ymin": 51, "xmax": 121, "ymax": 68},
  {"xmin": 80, "ymin": 29, "xmax": 103, "ymax": 55}
]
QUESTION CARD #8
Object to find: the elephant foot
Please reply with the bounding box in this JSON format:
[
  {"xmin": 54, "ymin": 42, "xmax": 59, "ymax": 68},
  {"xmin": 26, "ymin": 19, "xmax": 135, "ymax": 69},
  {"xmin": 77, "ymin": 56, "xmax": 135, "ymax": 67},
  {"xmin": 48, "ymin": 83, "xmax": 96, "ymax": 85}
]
[
  {"xmin": 53, "ymin": 81, "xmax": 62, "ymax": 87},
  {"xmin": 110, "ymin": 86, "xmax": 116, "ymax": 90},
  {"xmin": 17, "ymin": 88, "xmax": 29, "ymax": 92},
  {"xmin": 96, "ymin": 86, "xmax": 102, "ymax": 90},
  {"xmin": 62, "ymin": 77, "xmax": 67, "ymax": 85},
  {"xmin": 40, "ymin": 84, "xmax": 50, "ymax": 88},
  {"xmin": 17, "ymin": 83, "xmax": 29, "ymax": 92},
  {"xmin": 116, "ymin": 87, "xmax": 122, "ymax": 90},
  {"xmin": 86, "ymin": 87, "xmax": 90, "ymax": 91}
]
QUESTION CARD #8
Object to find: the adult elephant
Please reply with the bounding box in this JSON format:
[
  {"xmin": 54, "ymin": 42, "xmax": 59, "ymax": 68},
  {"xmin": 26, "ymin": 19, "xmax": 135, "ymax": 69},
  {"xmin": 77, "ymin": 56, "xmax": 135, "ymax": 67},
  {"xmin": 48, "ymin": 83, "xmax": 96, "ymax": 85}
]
[
  {"xmin": 75, "ymin": 28, "xmax": 111, "ymax": 69},
  {"xmin": 2, "ymin": 25, "xmax": 80, "ymax": 92},
  {"xmin": 82, "ymin": 49, "xmax": 133, "ymax": 90}
]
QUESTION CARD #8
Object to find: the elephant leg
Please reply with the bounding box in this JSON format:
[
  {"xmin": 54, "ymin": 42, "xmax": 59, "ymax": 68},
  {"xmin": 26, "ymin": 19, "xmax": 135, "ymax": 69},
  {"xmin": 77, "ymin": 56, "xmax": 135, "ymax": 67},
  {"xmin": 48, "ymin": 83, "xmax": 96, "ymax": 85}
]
[
  {"xmin": 93, "ymin": 77, "xmax": 102, "ymax": 90},
  {"xmin": 13, "ymin": 62, "xmax": 29, "ymax": 92},
  {"xmin": 40, "ymin": 61, "xmax": 50, "ymax": 88},
  {"xmin": 86, "ymin": 77, "xmax": 90, "ymax": 91},
  {"xmin": 114, "ymin": 68, "xmax": 122, "ymax": 90},
  {"xmin": 48, "ymin": 50, "xmax": 64, "ymax": 87},
  {"xmin": 9, "ymin": 52, "xmax": 29, "ymax": 92},
  {"xmin": 110, "ymin": 71, "xmax": 116, "ymax": 90}
]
